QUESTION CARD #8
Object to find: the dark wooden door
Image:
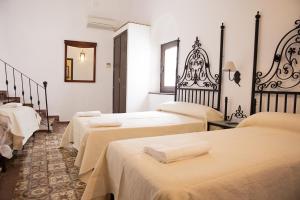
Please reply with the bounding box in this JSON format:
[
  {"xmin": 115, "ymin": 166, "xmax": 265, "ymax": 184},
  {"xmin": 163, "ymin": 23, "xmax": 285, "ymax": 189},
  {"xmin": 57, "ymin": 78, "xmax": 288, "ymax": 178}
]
[{"xmin": 113, "ymin": 30, "xmax": 127, "ymax": 113}]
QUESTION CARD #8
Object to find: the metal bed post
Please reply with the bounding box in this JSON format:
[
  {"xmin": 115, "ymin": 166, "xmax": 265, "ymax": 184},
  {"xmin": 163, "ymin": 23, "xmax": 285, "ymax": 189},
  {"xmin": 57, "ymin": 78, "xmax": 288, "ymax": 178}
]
[
  {"xmin": 43, "ymin": 81, "xmax": 50, "ymax": 133},
  {"xmin": 250, "ymin": 11, "xmax": 261, "ymax": 115},
  {"xmin": 217, "ymin": 23, "xmax": 225, "ymax": 111}
]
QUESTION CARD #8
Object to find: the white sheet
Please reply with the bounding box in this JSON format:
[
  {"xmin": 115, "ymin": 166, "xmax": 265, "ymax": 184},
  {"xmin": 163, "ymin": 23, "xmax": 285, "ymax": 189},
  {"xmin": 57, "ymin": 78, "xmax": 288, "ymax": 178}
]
[
  {"xmin": 0, "ymin": 114, "xmax": 13, "ymax": 158},
  {"xmin": 76, "ymin": 111, "xmax": 101, "ymax": 117},
  {"xmin": 88, "ymin": 118, "xmax": 122, "ymax": 128},
  {"xmin": 1, "ymin": 102, "xmax": 22, "ymax": 108},
  {"xmin": 60, "ymin": 110, "xmax": 211, "ymax": 181},
  {"xmin": 82, "ymin": 113, "xmax": 300, "ymax": 200},
  {"xmin": 0, "ymin": 105, "xmax": 41, "ymax": 150}
]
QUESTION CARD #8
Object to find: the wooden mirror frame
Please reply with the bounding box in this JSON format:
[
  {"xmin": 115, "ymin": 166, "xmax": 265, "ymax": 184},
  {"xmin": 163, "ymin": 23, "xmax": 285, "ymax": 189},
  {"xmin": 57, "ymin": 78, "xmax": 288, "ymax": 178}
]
[{"xmin": 64, "ymin": 40, "xmax": 97, "ymax": 83}]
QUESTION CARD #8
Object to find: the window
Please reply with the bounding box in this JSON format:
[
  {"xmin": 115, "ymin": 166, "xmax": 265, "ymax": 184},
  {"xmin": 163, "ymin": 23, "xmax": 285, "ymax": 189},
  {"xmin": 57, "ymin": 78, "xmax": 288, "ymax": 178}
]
[{"xmin": 160, "ymin": 39, "xmax": 179, "ymax": 93}]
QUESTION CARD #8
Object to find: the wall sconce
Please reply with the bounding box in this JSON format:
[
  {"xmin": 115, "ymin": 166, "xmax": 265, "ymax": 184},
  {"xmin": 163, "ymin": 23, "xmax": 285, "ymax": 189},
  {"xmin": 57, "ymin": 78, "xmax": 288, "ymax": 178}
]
[
  {"xmin": 223, "ymin": 61, "xmax": 241, "ymax": 86},
  {"xmin": 80, "ymin": 49, "xmax": 85, "ymax": 62}
]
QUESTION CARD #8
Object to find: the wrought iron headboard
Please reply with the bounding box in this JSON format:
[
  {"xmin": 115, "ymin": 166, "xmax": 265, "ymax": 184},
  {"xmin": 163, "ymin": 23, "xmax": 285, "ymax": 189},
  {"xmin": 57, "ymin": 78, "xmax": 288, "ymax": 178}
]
[
  {"xmin": 174, "ymin": 23, "xmax": 225, "ymax": 111},
  {"xmin": 251, "ymin": 12, "xmax": 300, "ymax": 114}
]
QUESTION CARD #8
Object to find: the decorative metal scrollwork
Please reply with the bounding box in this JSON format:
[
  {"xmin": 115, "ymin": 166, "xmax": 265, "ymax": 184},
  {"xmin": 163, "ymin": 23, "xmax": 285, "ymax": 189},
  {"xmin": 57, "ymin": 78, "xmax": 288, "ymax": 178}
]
[
  {"xmin": 176, "ymin": 37, "xmax": 219, "ymax": 90},
  {"xmin": 227, "ymin": 105, "xmax": 247, "ymax": 121},
  {"xmin": 255, "ymin": 20, "xmax": 300, "ymax": 91}
]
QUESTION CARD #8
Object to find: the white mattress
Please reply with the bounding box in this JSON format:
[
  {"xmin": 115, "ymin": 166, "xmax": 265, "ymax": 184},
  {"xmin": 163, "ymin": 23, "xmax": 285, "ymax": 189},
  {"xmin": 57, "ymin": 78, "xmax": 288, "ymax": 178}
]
[
  {"xmin": 60, "ymin": 111, "xmax": 207, "ymax": 181},
  {"xmin": 82, "ymin": 113, "xmax": 300, "ymax": 200},
  {"xmin": 0, "ymin": 105, "xmax": 41, "ymax": 154}
]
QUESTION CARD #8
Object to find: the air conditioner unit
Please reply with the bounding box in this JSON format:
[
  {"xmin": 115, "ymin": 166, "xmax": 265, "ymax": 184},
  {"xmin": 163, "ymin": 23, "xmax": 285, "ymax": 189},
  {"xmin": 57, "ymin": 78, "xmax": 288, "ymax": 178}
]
[{"xmin": 87, "ymin": 16, "xmax": 122, "ymax": 31}]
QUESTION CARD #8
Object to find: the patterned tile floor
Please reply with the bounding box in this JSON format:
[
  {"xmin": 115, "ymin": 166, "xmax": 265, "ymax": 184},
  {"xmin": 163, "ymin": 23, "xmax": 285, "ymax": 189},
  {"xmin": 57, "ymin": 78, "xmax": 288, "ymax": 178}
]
[{"xmin": 13, "ymin": 123, "xmax": 86, "ymax": 200}]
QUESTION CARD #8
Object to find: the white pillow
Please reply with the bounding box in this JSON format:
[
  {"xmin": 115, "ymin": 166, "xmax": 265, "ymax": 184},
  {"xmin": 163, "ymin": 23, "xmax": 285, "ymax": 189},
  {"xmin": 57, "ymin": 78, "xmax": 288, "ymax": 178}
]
[
  {"xmin": 157, "ymin": 101, "xmax": 223, "ymax": 121},
  {"xmin": 1, "ymin": 103, "xmax": 22, "ymax": 108},
  {"xmin": 237, "ymin": 112, "xmax": 300, "ymax": 133}
]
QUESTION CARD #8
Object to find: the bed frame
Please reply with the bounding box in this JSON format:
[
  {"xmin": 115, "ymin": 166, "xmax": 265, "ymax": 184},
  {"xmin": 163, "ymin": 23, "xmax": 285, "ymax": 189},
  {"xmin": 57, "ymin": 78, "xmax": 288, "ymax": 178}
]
[
  {"xmin": 250, "ymin": 12, "xmax": 300, "ymax": 114},
  {"xmin": 174, "ymin": 23, "xmax": 225, "ymax": 111}
]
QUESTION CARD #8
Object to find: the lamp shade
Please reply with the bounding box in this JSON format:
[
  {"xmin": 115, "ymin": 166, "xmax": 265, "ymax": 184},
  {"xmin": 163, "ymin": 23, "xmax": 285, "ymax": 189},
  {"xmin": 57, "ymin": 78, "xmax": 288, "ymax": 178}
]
[{"xmin": 223, "ymin": 61, "xmax": 237, "ymax": 71}]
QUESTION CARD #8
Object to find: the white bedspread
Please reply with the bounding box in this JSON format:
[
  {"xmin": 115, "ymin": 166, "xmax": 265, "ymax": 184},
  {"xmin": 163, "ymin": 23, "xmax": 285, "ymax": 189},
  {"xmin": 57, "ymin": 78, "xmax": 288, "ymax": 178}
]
[
  {"xmin": 0, "ymin": 105, "xmax": 41, "ymax": 150},
  {"xmin": 60, "ymin": 111, "xmax": 207, "ymax": 181},
  {"xmin": 0, "ymin": 114, "xmax": 13, "ymax": 158},
  {"xmin": 82, "ymin": 125, "xmax": 300, "ymax": 200}
]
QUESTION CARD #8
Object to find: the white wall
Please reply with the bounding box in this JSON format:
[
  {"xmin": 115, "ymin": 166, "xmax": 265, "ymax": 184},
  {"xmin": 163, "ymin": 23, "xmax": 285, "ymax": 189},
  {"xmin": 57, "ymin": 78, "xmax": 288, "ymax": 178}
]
[
  {"xmin": 0, "ymin": 3, "xmax": 8, "ymax": 91},
  {"xmin": 126, "ymin": 24, "xmax": 151, "ymax": 112},
  {"xmin": 126, "ymin": 0, "xmax": 300, "ymax": 114},
  {"xmin": 0, "ymin": 0, "xmax": 115, "ymax": 121},
  {"xmin": 1, "ymin": 0, "xmax": 299, "ymax": 119}
]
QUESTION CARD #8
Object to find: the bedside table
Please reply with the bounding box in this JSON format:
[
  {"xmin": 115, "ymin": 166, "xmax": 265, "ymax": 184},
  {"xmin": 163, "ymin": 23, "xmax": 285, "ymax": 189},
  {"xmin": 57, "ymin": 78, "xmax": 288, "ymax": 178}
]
[{"xmin": 207, "ymin": 121, "xmax": 239, "ymax": 131}]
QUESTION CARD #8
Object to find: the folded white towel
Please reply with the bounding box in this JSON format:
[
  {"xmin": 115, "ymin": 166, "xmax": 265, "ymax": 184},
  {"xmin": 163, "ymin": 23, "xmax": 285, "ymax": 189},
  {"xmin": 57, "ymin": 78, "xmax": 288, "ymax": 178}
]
[
  {"xmin": 76, "ymin": 111, "xmax": 101, "ymax": 117},
  {"xmin": 88, "ymin": 119, "xmax": 122, "ymax": 128},
  {"xmin": 1, "ymin": 103, "xmax": 22, "ymax": 108},
  {"xmin": 144, "ymin": 141, "xmax": 211, "ymax": 163}
]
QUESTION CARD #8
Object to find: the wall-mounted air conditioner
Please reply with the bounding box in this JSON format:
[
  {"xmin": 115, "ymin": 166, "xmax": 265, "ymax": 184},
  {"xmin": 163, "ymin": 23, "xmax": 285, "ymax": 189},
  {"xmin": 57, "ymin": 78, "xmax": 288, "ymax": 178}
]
[{"xmin": 87, "ymin": 16, "xmax": 122, "ymax": 31}]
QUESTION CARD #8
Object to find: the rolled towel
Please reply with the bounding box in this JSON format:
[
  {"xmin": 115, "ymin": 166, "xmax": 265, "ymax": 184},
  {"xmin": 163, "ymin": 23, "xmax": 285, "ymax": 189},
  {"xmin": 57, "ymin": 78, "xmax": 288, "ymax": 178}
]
[
  {"xmin": 144, "ymin": 141, "xmax": 211, "ymax": 163},
  {"xmin": 76, "ymin": 111, "xmax": 101, "ymax": 117},
  {"xmin": 88, "ymin": 119, "xmax": 122, "ymax": 128}
]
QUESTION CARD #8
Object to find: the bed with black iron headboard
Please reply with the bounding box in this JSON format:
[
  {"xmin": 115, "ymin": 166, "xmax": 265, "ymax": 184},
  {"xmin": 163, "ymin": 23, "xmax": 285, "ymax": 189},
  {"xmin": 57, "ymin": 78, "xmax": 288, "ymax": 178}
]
[
  {"xmin": 174, "ymin": 23, "xmax": 225, "ymax": 111},
  {"xmin": 251, "ymin": 12, "xmax": 300, "ymax": 114}
]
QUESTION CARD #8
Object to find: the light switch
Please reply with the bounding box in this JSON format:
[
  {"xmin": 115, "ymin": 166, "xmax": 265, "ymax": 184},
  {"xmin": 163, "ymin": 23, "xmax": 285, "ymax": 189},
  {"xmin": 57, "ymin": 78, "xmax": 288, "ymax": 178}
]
[{"xmin": 106, "ymin": 63, "xmax": 111, "ymax": 68}]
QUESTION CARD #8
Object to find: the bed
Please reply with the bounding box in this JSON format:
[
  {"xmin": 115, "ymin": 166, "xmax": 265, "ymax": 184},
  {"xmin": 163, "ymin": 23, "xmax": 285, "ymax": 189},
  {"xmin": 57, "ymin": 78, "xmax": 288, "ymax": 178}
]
[
  {"xmin": 61, "ymin": 102, "xmax": 223, "ymax": 182},
  {"xmin": 81, "ymin": 14, "xmax": 300, "ymax": 200},
  {"xmin": 60, "ymin": 24, "xmax": 226, "ymax": 182},
  {"xmin": 0, "ymin": 103, "xmax": 41, "ymax": 158},
  {"xmin": 82, "ymin": 112, "xmax": 300, "ymax": 200}
]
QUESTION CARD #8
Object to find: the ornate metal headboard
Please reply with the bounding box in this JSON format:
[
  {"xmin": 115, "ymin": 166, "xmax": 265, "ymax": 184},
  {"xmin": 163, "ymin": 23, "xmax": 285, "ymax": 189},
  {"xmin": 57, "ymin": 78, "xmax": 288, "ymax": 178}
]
[
  {"xmin": 174, "ymin": 23, "xmax": 225, "ymax": 111},
  {"xmin": 251, "ymin": 12, "xmax": 300, "ymax": 114}
]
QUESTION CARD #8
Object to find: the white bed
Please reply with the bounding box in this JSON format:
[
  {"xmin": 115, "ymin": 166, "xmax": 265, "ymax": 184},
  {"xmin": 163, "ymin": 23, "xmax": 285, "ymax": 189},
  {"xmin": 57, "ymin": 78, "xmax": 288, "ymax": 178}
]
[
  {"xmin": 60, "ymin": 102, "xmax": 223, "ymax": 181},
  {"xmin": 82, "ymin": 112, "xmax": 300, "ymax": 200},
  {"xmin": 0, "ymin": 103, "xmax": 41, "ymax": 158}
]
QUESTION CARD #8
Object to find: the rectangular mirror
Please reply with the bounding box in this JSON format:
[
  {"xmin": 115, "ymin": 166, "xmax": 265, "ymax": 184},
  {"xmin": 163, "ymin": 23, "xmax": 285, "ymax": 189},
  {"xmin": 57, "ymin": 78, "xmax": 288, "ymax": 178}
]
[{"xmin": 64, "ymin": 40, "xmax": 97, "ymax": 82}]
